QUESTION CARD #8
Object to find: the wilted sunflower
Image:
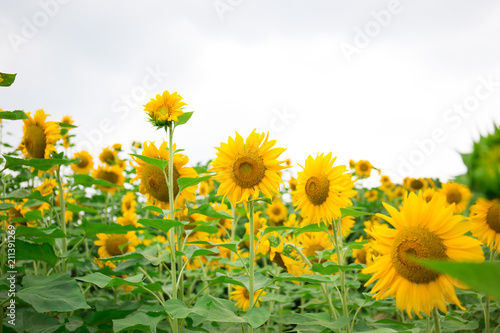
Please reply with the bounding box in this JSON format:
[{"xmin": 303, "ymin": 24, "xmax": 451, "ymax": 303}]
[
  {"xmin": 144, "ymin": 90, "xmax": 186, "ymax": 126},
  {"xmin": 131, "ymin": 141, "xmax": 197, "ymax": 210},
  {"xmin": 121, "ymin": 192, "xmax": 137, "ymax": 214},
  {"xmin": 230, "ymin": 285, "xmax": 266, "ymax": 311},
  {"xmin": 71, "ymin": 151, "xmax": 93, "ymax": 174},
  {"xmin": 469, "ymin": 198, "xmax": 500, "ymax": 253},
  {"xmin": 95, "ymin": 232, "xmax": 140, "ymax": 258},
  {"xmin": 293, "ymin": 153, "xmax": 356, "ymax": 223},
  {"xmin": 211, "ymin": 130, "xmax": 288, "ymax": 205},
  {"xmin": 439, "ymin": 182, "xmax": 471, "ymax": 214},
  {"xmin": 99, "ymin": 147, "xmax": 118, "ymax": 166},
  {"xmin": 266, "ymin": 197, "xmax": 288, "ymax": 225},
  {"xmin": 92, "ymin": 165, "xmax": 124, "ymax": 194},
  {"xmin": 364, "ymin": 192, "xmax": 484, "ymax": 318},
  {"xmin": 355, "ymin": 160, "xmax": 372, "ymax": 178},
  {"xmin": 20, "ymin": 109, "xmax": 60, "ymax": 161}
]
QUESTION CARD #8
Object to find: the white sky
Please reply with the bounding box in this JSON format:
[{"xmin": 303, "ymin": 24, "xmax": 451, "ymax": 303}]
[{"xmin": 1, "ymin": 0, "xmax": 500, "ymax": 184}]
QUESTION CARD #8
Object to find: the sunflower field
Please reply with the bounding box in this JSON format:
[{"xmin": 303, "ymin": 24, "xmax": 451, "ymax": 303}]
[{"xmin": 1, "ymin": 72, "xmax": 500, "ymax": 333}]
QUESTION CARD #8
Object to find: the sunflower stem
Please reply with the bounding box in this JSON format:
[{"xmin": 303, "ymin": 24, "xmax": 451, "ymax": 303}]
[
  {"xmin": 248, "ymin": 200, "xmax": 255, "ymax": 333},
  {"xmin": 485, "ymin": 246, "xmax": 495, "ymax": 333},
  {"xmin": 432, "ymin": 308, "xmax": 441, "ymax": 333},
  {"xmin": 228, "ymin": 203, "xmax": 238, "ymax": 297},
  {"xmin": 56, "ymin": 167, "xmax": 68, "ymax": 273},
  {"xmin": 332, "ymin": 217, "xmax": 349, "ymax": 331},
  {"xmin": 426, "ymin": 315, "xmax": 431, "ymax": 333}
]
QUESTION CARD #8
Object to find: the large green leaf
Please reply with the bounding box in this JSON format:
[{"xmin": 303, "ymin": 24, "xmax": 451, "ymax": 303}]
[
  {"xmin": 279, "ymin": 313, "xmax": 349, "ymax": 330},
  {"xmin": 340, "ymin": 207, "xmax": 373, "ymax": 218},
  {"xmin": 0, "ymin": 202, "xmax": 14, "ymax": 210},
  {"xmin": 3, "ymin": 309, "xmax": 61, "ymax": 333},
  {"xmin": 15, "ymin": 240, "xmax": 58, "ymax": 268},
  {"xmin": 15, "ymin": 225, "xmax": 65, "ymax": 239},
  {"xmin": 138, "ymin": 218, "xmax": 188, "ymax": 235},
  {"xmin": 2, "ymin": 155, "xmax": 79, "ymax": 172},
  {"xmin": 17, "ymin": 273, "xmax": 90, "ymax": 312},
  {"xmin": 0, "ymin": 110, "xmax": 28, "ymax": 120},
  {"xmin": 0, "ymin": 72, "xmax": 17, "ymax": 86},
  {"xmin": 67, "ymin": 202, "xmax": 98, "ymax": 213},
  {"xmin": 174, "ymin": 111, "xmax": 193, "ymax": 127},
  {"xmin": 113, "ymin": 312, "xmax": 166, "ymax": 333},
  {"xmin": 130, "ymin": 154, "xmax": 168, "ymax": 170},
  {"xmin": 72, "ymin": 174, "xmax": 119, "ymax": 188},
  {"xmin": 188, "ymin": 240, "xmax": 239, "ymax": 254},
  {"xmin": 80, "ymin": 220, "xmax": 140, "ymax": 237},
  {"xmin": 246, "ymin": 307, "xmax": 270, "ymax": 328},
  {"xmin": 177, "ymin": 175, "xmax": 211, "ymax": 193},
  {"xmin": 187, "ymin": 203, "xmax": 234, "ymax": 219},
  {"xmin": 272, "ymin": 273, "xmax": 337, "ymax": 284},
  {"xmin": 76, "ymin": 272, "xmax": 144, "ymax": 288},
  {"xmin": 311, "ymin": 262, "xmax": 364, "ymax": 275}
]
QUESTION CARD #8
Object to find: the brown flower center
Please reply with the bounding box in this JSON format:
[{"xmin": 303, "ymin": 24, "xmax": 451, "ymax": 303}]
[
  {"xmin": 391, "ymin": 227, "xmax": 447, "ymax": 284},
  {"xmin": 272, "ymin": 207, "xmax": 282, "ymax": 216},
  {"xmin": 77, "ymin": 156, "xmax": 89, "ymax": 168},
  {"xmin": 142, "ymin": 164, "xmax": 179, "ymax": 203},
  {"xmin": 232, "ymin": 155, "xmax": 266, "ymax": 188},
  {"xmin": 446, "ymin": 189, "xmax": 462, "ymax": 205},
  {"xmin": 24, "ymin": 124, "xmax": 46, "ymax": 158},
  {"xmin": 359, "ymin": 163, "xmax": 369, "ymax": 172},
  {"xmin": 410, "ymin": 180, "xmax": 423, "ymax": 190},
  {"xmin": 486, "ymin": 202, "xmax": 500, "ymax": 233},
  {"xmin": 305, "ymin": 176, "xmax": 330, "ymax": 205},
  {"xmin": 97, "ymin": 170, "xmax": 120, "ymax": 185},
  {"xmin": 101, "ymin": 150, "xmax": 115, "ymax": 165},
  {"xmin": 105, "ymin": 234, "xmax": 130, "ymax": 256},
  {"xmin": 355, "ymin": 248, "xmax": 367, "ymax": 264}
]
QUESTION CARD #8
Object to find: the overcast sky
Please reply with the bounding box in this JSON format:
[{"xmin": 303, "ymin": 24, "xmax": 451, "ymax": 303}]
[{"xmin": 1, "ymin": 1, "xmax": 500, "ymax": 184}]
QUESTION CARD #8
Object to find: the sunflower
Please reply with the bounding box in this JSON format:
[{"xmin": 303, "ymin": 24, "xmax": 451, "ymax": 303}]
[
  {"xmin": 404, "ymin": 177, "xmax": 428, "ymax": 192},
  {"xmin": 71, "ymin": 151, "xmax": 93, "ymax": 174},
  {"xmin": 112, "ymin": 143, "xmax": 122, "ymax": 151},
  {"xmin": 352, "ymin": 237, "xmax": 374, "ymax": 267},
  {"xmin": 289, "ymin": 176, "xmax": 298, "ymax": 192},
  {"xmin": 198, "ymin": 177, "xmax": 214, "ymax": 197},
  {"xmin": 20, "ymin": 110, "xmax": 60, "ymax": 170},
  {"xmin": 439, "ymin": 182, "xmax": 472, "ymax": 214},
  {"xmin": 469, "ymin": 198, "xmax": 500, "ymax": 253},
  {"xmin": 121, "ymin": 192, "xmax": 137, "ymax": 214},
  {"xmin": 380, "ymin": 175, "xmax": 393, "ymax": 192},
  {"xmin": 211, "ymin": 130, "xmax": 288, "ymax": 205},
  {"xmin": 363, "ymin": 192, "xmax": 484, "ymax": 318},
  {"xmin": 230, "ymin": 285, "xmax": 266, "ymax": 311},
  {"xmin": 365, "ymin": 189, "xmax": 378, "ymax": 202},
  {"xmin": 293, "ymin": 153, "xmax": 356, "ymax": 223},
  {"xmin": 391, "ymin": 186, "xmax": 406, "ymax": 200},
  {"xmin": 60, "ymin": 115, "xmax": 73, "ymax": 148},
  {"xmin": 3, "ymin": 200, "xmax": 28, "ymax": 222},
  {"xmin": 257, "ymin": 231, "xmax": 284, "ymax": 261},
  {"xmin": 144, "ymin": 90, "xmax": 186, "ymax": 126},
  {"xmin": 298, "ymin": 231, "xmax": 333, "ymax": 259},
  {"xmin": 94, "ymin": 232, "xmax": 140, "ymax": 258},
  {"xmin": 422, "ymin": 188, "xmax": 438, "ymax": 203},
  {"xmin": 131, "ymin": 141, "xmax": 197, "ymax": 210},
  {"xmin": 340, "ymin": 216, "xmax": 355, "ymax": 237},
  {"xmin": 92, "ymin": 165, "xmax": 124, "ymax": 194},
  {"xmin": 266, "ymin": 197, "xmax": 288, "ymax": 225},
  {"xmin": 99, "ymin": 147, "xmax": 118, "ymax": 166},
  {"xmin": 281, "ymin": 253, "xmax": 313, "ymax": 277},
  {"xmin": 355, "ymin": 160, "xmax": 372, "ymax": 178},
  {"xmin": 36, "ymin": 178, "xmax": 57, "ymax": 196},
  {"xmin": 117, "ymin": 211, "xmax": 141, "ymax": 228}
]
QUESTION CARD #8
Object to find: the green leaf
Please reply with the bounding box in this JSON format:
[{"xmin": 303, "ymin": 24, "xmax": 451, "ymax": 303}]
[
  {"xmin": 417, "ymin": 259, "xmax": 500, "ymax": 299},
  {"xmin": 164, "ymin": 299, "xmax": 192, "ymax": 319},
  {"xmin": 58, "ymin": 122, "xmax": 77, "ymax": 128},
  {"xmin": 177, "ymin": 175, "xmax": 211, "ymax": 193},
  {"xmin": 2, "ymin": 155, "xmax": 79, "ymax": 172},
  {"xmin": 188, "ymin": 203, "xmax": 234, "ymax": 219},
  {"xmin": 279, "ymin": 313, "xmax": 349, "ymax": 330},
  {"xmin": 273, "ymin": 273, "xmax": 337, "ymax": 284},
  {"xmin": 0, "ymin": 202, "xmax": 14, "ymax": 210},
  {"xmin": 138, "ymin": 218, "xmax": 188, "ymax": 235},
  {"xmin": 130, "ymin": 153, "xmax": 168, "ymax": 170},
  {"xmin": 193, "ymin": 165, "xmax": 208, "ymax": 174},
  {"xmin": 113, "ymin": 312, "xmax": 166, "ymax": 333},
  {"xmin": 191, "ymin": 224, "xmax": 219, "ymax": 234},
  {"xmin": 311, "ymin": 262, "xmax": 364, "ymax": 275},
  {"xmin": 76, "ymin": 273, "xmax": 144, "ymax": 288},
  {"xmin": 183, "ymin": 244, "xmax": 219, "ymax": 261},
  {"xmin": 72, "ymin": 174, "xmax": 119, "ymax": 188},
  {"xmin": 143, "ymin": 205, "xmax": 164, "ymax": 216},
  {"xmin": 193, "ymin": 295, "xmax": 246, "ymax": 324},
  {"xmin": 2, "ymin": 188, "xmax": 31, "ymax": 199},
  {"xmin": 251, "ymin": 196, "xmax": 273, "ymax": 205},
  {"xmin": 262, "ymin": 226, "xmax": 298, "ymax": 236},
  {"xmin": 246, "ymin": 307, "xmax": 270, "ymax": 328},
  {"xmin": 340, "ymin": 207, "xmax": 373, "ymax": 217},
  {"xmin": 4, "ymin": 309, "xmax": 61, "ymax": 333},
  {"xmin": 67, "ymin": 202, "xmax": 98, "ymax": 213},
  {"xmin": 98, "ymin": 247, "xmax": 169, "ymax": 266},
  {"xmin": 174, "ymin": 111, "xmax": 193, "ymax": 127},
  {"xmin": 17, "ymin": 273, "xmax": 90, "ymax": 312},
  {"xmin": 0, "ymin": 72, "xmax": 17, "ymax": 86},
  {"xmin": 80, "ymin": 220, "xmax": 140, "ymax": 237},
  {"xmin": 16, "ymin": 239, "xmax": 58, "ymax": 268},
  {"xmin": 15, "ymin": 225, "xmax": 65, "ymax": 239},
  {"xmin": 188, "ymin": 240, "xmax": 239, "ymax": 254},
  {"xmin": 0, "ymin": 110, "xmax": 28, "ymax": 120},
  {"xmin": 295, "ymin": 223, "xmax": 329, "ymax": 236}
]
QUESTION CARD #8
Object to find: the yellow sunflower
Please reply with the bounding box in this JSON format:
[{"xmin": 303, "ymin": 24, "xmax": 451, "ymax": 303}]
[
  {"xmin": 469, "ymin": 198, "xmax": 500, "ymax": 253},
  {"xmin": 422, "ymin": 188, "xmax": 438, "ymax": 203},
  {"xmin": 292, "ymin": 153, "xmax": 357, "ymax": 223},
  {"xmin": 256, "ymin": 231, "xmax": 284, "ymax": 261},
  {"xmin": 71, "ymin": 151, "xmax": 94, "ymax": 174},
  {"xmin": 198, "ymin": 177, "xmax": 214, "ymax": 197},
  {"xmin": 94, "ymin": 232, "xmax": 140, "ymax": 258},
  {"xmin": 144, "ymin": 90, "xmax": 186, "ymax": 125},
  {"xmin": 364, "ymin": 189, "xmax": 379, "ymax": 202},
  {"xmin": 439, "ymin": 182, "xmax": 471, "ymax": 214},
  {"xmin": 380, "ymin": 175, "xmax": 393, "ymax": 192},
  {"xmin": 298, "ymin": 231, "xmax": 333, "ymax": 259},
  {"xmin": 117, "ymin": 211, "xmax": 141, "ymax": 228},
  {"xmin": 130, "ymin": 141, "xmax": 197, "ymax": 210},
  {"xmin": 230, "ymin": 285, "xmax": 266, "ymax": 311},
  {"xmin": 4, "ymin": 200, "xmax": 28, "ymax": 221},
  {"xmin": 289, "ymin": 176, "xmax": 298, "ymax": 192},
  {"xmin": 404, "ymin": 177, "xmax": 428, "ymax": 192},
  {"xmin": 364, "ymin": 192, "xmax": 484, "ymax": 318},
  {"xmin": 60, "ymin": 115, "xmax": 73, "ymax": 148},
  {"xmin": 211, "ymin": 130, "xmax": 288, "ymax": 205},
  {"xmin": 20, "ymin": 110, "xmax": 60, "ymax": 175},
  {"xmin": 355, "ymin": 160, "xmax": 372, "ymax": 178},
  {"xmin": 99, "ymin": 147, "xmax": 118, "ymax": 166},
  {"xmin": 36, "ymin": 178, "xmax": 57, "ymax": 196},
  {"xmin": 352, "ymin": 237, "xmax": 374, "ymax": 267},
  {"xmin": 121, "ymin": 192, "xmax": 137, "ymax": 214},
  {"xmin": 266, "ymin": 197, "xmax": 288, "ymax": 225},
  {"xmin": 92, "ymin": 165, "xmax": 124, "ymax": 194}
]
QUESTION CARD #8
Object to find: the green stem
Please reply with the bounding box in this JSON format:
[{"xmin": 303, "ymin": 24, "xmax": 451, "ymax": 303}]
[
  {"xmin": 432, "ymin": 308, "xmax": 441, "ymax": 333},
  {"xmin": 56, "ymin": 167, "xmax": 67, "ymax": 272},
  {"xmin": 228, "ymin": 203, "xmax": 238, "ymax": 297},
  {"xmin": 426, "ymin": 315, "xmax": 431, "ymax": 333},
  {"xmin": 485, "ymin": 247, "xmax": 496, "ymax": 333},
  {"xmin": 103, "ymin": 192, "xmax": 110, "ymax": 224},
  {"xmin": 248, "ymin": 200, "xmax": 255, "ymax": 333},
  {"xmin": 332, "ymin": 217, "xmax": 349, "ymax": 329}
]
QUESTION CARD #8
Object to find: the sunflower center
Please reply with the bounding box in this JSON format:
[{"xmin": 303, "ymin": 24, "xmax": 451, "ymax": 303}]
[
  {"xmin": 8, "ymin": 208, "xmax": 23, "ymax": 219},
  {"xmin": 142, "ymin": 164, "xmax": 180, "ymax": 203},
  {"xmin": 305, "ymin": 243, "xmax": 325, "ymax": 257},
  {"xmin": 97, "ymin": 170, "xmax": 119, "ymax": 185},
  {"xmin": 232, "ymin": 155, "xmax": 266, "ymax": 188},
  {"xmin": 355, "ymin": 248, "xmax": 367, "ymax": 264},
  {"xmin": 243, "ymin": 288, "xmax": 250, "ymax": 300},
  {"xmin": 105, "ymin": 234, "xmax": 129, "ymax": 256},
  {"xmin": 24, "ymin": 125, "xmax": 46, "ymax": 158},
  {"xmin": 101, "ymin": 151, "xmax": 115, "ymax": 165},
  {"xmin": 410, "ymin": 180, "xmax": 423, "ymax": 190},
  {"xmin": 486, "ymin": 202, "xmax": 500, "ymax": 233},
  {"xmin": 305, "ymin": 176, "xmax": 330, "ymax": 205},
  {"xmin": 77, "ymin": 156, "xmax": 89, "ymax": 168},
  {"xmin": 272, "ymin": 207, "xmax": 282, "ymax": 216},
  {"xmin": 446, "ymin": 189, "xmax": 462, "ymax": 205},
  {"xmin": 391, "ymin": 227, "xmax": 447, "ymax": 284},
  {"xmin": 359, "ymin": 163, "xmax": 368, "ymax": 172}
]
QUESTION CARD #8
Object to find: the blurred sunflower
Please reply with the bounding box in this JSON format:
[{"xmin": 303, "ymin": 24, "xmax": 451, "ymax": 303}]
[
  {"xmin": 92, "ymin": 165, "xmax": 124, "ymax": 194},
  {"xmin": 404, "ymin": 177, "xmax": 428, "ymax": 192},
  {"xmin": 364, "ymin": 189, "xmax": 378, "ymax": 202},
  {"xmin": 298, "ymin": 232, "xmax": 333, "ymax": 259},
  {"xmin": 60, "ymin": 115, "xmax": 73, "ymax": 148},
  {"xmin": 364, "ymin": 192, "xmax": 484, "ymax": 318},
  {"xmin": 95, "ymin": 232, "xmax": 140, "ymax": 258},
  {"xmin": 380, "ymin": 175, "xmax": 393, "ymax": 191},
  {"xmin": 288, "ymin": 176, "xmax": 298, "ymax": 191},
  {"xmin": 439, "ymin": 182, "xmax": 471, "ymax": 214},
  {"xmin": 99, "ymin": 147, "xmax": 118, "ymax": 166},
  {"xmin": 131, "ymin": 141, "xmax": 197, "ymax": 210},
  {"xmin": 36, "ymin": 178, "xmax": 57, "ymax": 196},
  {"xmin": 144, "ymin": 90, "xmax": 186, "ymax": 126},
  {"xmin": 293, "ymin": 153, "xmax": 356, "ymax": 223},
  {"xmin": 257, "ymin": 231, "xmax": 284, "ymax": 261},
  {"xmin": 4, "ymin": 200, "xmax": 28, "ymax": 222},
  {"xmin": 121, "ymin": 192, "xmax": 137, "ymax": 214},
  {"xmin": 71, "ymin": 151, "xmax": 93, "ymax": 174},
  {"xmin": 230, "ymin": 285, "xmax": 266, "ymax": 311},
  {"xmin": 355, "ymin": 160, "xmax": 372, "ymax": 178},
  {"xmin": 469, "ymin": 198, "xmax": 500, "ymax": 253},
  {"xmin": 422, "ymin": 188, "xmax": 438, "ymax": 203},
  {"xmin": 352, "ymin": 237, "xmax": 374, "ymax": 267},
  {"xmin": 211, "ymin": 130, "xmax": 288, "ymax": 205},
  {"xmin": 117, "ymin": 211, "xmax": 141, "ymax": 228},
  {"xmin": 266, "ymin": 197, "xmax": 288, "ymax": 225}
]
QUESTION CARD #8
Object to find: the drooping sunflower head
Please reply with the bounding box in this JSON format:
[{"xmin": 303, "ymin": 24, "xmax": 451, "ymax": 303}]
[
  {"xmin": 20, "ymin": 109, "xmax": 61, "ymax": 160},
  {"xmin": 211, "ymin": 130, "xmax": 288, "ymax": 205},
  {"xmin": 3, "ymin": 200, "xmax": 28, "ymax": 223},
  {"xmin": 92, "ymin": 164, "xmax": 125, "ymax": 194},
  {"xmin": 363, "ymin": 192, "xmax": 484, "ymax": 318},
  {"xmin": 355, "ymin": 160, "xmax": 372, "ymax": 178},
  {"xmin": 71, "ymin": 151, "xmax": 94, "ymax": 174},
  {"xmin": 292, "ymin": 153, "xmax": 357, "ymax": 223},
  {"xmin": 144, "ymin": 90, "xmax": 186, "ymax": 126},
  {"xmin": 99, "ymin": 147, "xmax": 118, "ymax": 166},
  {"xmin": 94, "ymin": 231, "xmax": 140, "ymax": 258},
  {"xmin": 439, "ymin": 182, "xmax": 472, "ymax": 214},
  {"xmin": 266, "ymin": 197, "xmax": 288, "ymax": 225},
  {"xmin": 469, "ymin": 198, "xmax": 500, "ymax": 253},
  {"xmin": 131, "ymin": 141, "xmax": 198, "ymax": 209},
  {"xmin": 230, "ymin": 285, "xmax": 266, "ymax": 311}
]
